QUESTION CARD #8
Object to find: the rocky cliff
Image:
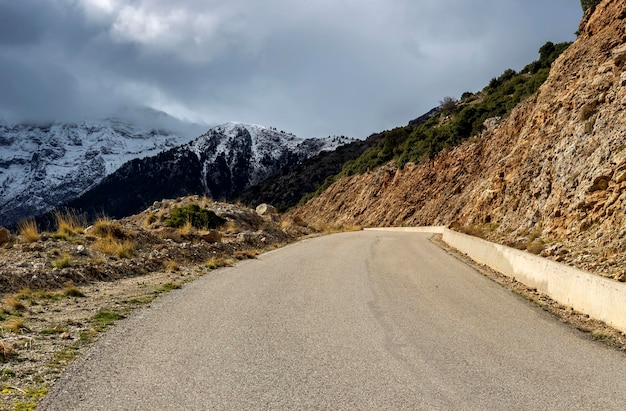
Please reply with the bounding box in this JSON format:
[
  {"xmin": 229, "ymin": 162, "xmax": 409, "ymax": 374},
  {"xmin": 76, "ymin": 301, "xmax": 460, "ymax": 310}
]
[{"xmin": 293, "ymin": 0, "xmax": 626, "ymax": 279}]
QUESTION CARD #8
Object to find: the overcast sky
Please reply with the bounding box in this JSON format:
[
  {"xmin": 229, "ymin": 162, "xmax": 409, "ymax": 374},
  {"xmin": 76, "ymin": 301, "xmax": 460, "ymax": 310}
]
[{"xmin": 0, "ymin": 0, "xmax": 582, "ymax": 138}]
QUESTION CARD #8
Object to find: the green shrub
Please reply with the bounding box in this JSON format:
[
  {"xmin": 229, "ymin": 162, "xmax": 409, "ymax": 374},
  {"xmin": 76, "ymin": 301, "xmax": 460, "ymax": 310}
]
[
  {"xmin": 165, "ymin": 204, "xmax": 226, "ymax": 229},
  {"xmin": 439, "ymin": 96, "xmax": 458, "ymax": 115},
  {"xmin": 52, "ymin": 255, "xmax": 72, "ymax": 269},
  {"xmin": 581, "ymin": 0, "xmax": 601, "ymax": 13}
]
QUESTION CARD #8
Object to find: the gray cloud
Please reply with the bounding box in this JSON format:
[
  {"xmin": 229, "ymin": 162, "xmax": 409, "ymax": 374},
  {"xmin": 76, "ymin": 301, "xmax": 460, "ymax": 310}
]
[{"xmin": 0, "ymin": 0, "xmax": 582, "ymax": 137}]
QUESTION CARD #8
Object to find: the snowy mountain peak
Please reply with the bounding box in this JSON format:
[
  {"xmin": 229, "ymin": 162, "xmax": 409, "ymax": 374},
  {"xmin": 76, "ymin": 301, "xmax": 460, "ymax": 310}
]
[
  {"xmin": 186, "ymin": 122, "xmax": 353, "ymax": 191},
  {"xmin": 0, "ymin": 115, "xmax": 205, "ymax": 226}
]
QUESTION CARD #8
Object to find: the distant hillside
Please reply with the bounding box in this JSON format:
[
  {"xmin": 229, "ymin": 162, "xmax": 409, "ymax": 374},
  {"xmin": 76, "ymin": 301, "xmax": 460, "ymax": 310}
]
[
  {"xmin": 236, "ymin": 135, "xmax": 378, "ymax": 211},
  {"xmin": 237, "ymin": 105, "xmax": 448, "ymax": 211},
  {"xmin": 294, "ymin": 0, "xmax": 626, "ymax": 279}
]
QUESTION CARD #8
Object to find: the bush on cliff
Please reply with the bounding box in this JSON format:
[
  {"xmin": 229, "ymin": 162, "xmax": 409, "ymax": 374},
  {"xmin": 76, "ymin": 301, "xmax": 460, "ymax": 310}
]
[{"xmin": 581, "ymin": 0, "xmax": 602, "ymax": 13}]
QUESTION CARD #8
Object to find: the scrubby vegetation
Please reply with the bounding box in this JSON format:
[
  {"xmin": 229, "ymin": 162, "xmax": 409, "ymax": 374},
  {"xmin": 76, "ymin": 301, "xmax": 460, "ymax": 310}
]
[
  {"xmin": 336, "ymin": 41, "xmax": 571, "ymax": 176},
  {"xmin": 0, "ymin": 197, "xmax": 319, "ymax": 410},
  {"xmin": 581, "ymin": 0, "xmax": 602, "ymax": 13},
  {"xmin": 165, "ymin": 204, "xmax": 227, "ymax": 229},
  {"xmin": 17, "ymin": 219, "xmax": 39, "ymax": 243},
  {"xmin": 52, "ymin": 209, "xmax": 86, "ymax": 238}
]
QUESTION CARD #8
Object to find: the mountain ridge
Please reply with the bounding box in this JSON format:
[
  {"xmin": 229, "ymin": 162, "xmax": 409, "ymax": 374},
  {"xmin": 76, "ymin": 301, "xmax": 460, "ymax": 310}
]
[{"xmin": 61, "ymin": 122, "xmax": 352, "ymax": 221}]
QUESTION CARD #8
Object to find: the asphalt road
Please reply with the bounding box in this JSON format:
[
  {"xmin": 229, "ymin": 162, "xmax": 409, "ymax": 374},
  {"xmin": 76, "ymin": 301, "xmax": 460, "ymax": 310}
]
[{"xmin": 41, "ymin": 231, "xmax": 626, "ymax": 410}]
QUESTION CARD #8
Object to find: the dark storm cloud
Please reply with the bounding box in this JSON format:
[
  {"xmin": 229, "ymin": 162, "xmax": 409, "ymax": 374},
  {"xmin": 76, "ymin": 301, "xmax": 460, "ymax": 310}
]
[{"xmin": 0, "ymin": 0, "xmax": 583, "ymax": 137}]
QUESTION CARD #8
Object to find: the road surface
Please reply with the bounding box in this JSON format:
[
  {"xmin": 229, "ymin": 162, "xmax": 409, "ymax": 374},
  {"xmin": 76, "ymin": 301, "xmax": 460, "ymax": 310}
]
[{"xmin": 41, "ymin": 231, "xmax": 626, "ymax": 410}]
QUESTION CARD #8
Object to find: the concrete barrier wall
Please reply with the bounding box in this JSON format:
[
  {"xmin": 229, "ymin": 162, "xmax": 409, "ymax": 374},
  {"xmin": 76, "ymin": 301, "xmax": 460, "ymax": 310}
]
[
  {"xmin": 441, "ymin": 228, "xmax": 626, "ymax": 333},
  {"xmin": 365, "ymin": 226, "xmax": 446, "ymax": 234},
  {"xmin": 367, "ymin": 227, "xmax": 626, "ymax": 333}
]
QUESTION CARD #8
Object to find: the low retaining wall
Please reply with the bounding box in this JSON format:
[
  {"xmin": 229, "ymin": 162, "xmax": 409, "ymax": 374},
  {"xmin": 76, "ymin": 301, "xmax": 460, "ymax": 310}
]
[
  {"xmin": 365, "ymin": 226, "xmax": 447, "ymax": 234},
  {"xmin": 441, "ymin": 229, "xmax": 626, "ymax": 333},
  {"xmin": 367, "ymin": 227, "xmax": 626, "ymax": 333}
]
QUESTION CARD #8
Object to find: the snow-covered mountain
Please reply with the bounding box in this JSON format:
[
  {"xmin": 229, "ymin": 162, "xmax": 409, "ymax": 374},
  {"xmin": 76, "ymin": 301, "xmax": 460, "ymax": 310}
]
[
  {"xmin": 64, "ymin": 122, "xmax": 353, "ymax": 220},
  {"xmin": 0, "ymin": 110, "xmax": 207, "ymax": 226},
  {"xmin": 188, "ymin": 122, "xmax": 352, "ymax": 195}
]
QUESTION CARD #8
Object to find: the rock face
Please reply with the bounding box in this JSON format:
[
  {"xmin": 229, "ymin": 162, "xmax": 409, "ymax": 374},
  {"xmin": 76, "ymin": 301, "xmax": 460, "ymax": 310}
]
[{"xmin": 293, "ymin": 0, "xmax": 626, "ymax": 278}]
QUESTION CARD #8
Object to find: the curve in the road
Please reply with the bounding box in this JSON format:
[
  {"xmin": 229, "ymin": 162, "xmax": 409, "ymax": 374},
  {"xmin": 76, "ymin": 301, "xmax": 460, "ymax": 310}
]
[{"xmin": 40, "ymin": 231, "xmax": 626, "ymax": 410}]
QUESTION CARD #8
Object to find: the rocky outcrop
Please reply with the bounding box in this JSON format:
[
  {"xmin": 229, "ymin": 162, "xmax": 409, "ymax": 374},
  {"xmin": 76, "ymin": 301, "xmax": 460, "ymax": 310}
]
[{"xmin": 293, "ymin": 0, "xmax": 626, "ymax": 279}]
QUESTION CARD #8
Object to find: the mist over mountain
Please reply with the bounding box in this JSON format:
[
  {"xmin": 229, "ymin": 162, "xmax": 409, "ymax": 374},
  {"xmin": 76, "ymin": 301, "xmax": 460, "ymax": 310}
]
[{"xmin": 0, "ymin": 109, "xmax": 206, "ymax": 226}]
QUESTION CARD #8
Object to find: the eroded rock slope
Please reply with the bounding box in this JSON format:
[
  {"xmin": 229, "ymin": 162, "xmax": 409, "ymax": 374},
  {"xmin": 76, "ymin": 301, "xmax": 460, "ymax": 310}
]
[{"xmin": 294, "ymin": 0, "xmax": 626, "ymax": 279}]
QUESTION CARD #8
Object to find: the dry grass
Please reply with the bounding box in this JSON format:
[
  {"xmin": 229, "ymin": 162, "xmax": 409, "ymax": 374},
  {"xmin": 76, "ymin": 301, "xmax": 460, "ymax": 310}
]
[
  {"xmin": 233, "ymin": 249, "xmax": 260, "ymax": 260},
  {"xmin": 93, "ymin": 235, "xmax": 117, "ymax": 255},
  {"xmin": 17, "ymin": 218, "xmax": 39, "ymax": 243},
  {"xmin": 6, "ymin": 319, "xmax": 28, "ymax": 333},
  {"xmin": 4, "ymin": 295, "xmax": 26, "ymax": 311},
  {"xmin": 225, "ymin": 220, "xmax": 242, "ymax": 233},
  {"xmin": 199, "ymin": 195, "xmax": 214, "ymax": 208},
  {"xmin": 280, "ymin": 217, "xmax": 301, "ymax": 231},
  {"xmin": 142, "ymin": 213, "xmax": 157, "ymax": 228},
  {"xmin": 0, "ymin": 339, "xmax": 15, "ymax": 361},
  {"xmin": 164, "ymin": 260, "xmax": 180, "ymax": 273},
  {"xmin": 62, "ymin": 283, "xmax": 86, "ymax": 298},
  {"xmin": 52, "ymin": 254, "xmax": 72, "ymax": 269},
  {"xmin": 156, "ymin": 282, "xmax": 181, "ymax": 294},
  {"xmin": 94, "ymin": 235, "xmax": 135, "ymax": 259},
  {"xmin": 205, "ymin": 256, "xmax": 233, "ymax": 270},
  {"xmin": 91, "ymin": 217, "xmax": 126, "ymax": 239},
  {"xmin": 53, "ymin": 209, "xmax": 86, "ymax": 237},
  {"xmin": 178, "ymin": 219, "xmax": 195, "ymax": 236},
  {"xmin": 14, "ymin": 288, "xmax": 33, "ymax": 301}
]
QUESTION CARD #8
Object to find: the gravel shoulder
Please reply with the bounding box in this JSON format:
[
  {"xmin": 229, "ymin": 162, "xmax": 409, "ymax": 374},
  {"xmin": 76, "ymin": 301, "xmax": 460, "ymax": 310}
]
[{"xmin": 432, "ymin": 235, "xmax": 626, "ymax": 352}]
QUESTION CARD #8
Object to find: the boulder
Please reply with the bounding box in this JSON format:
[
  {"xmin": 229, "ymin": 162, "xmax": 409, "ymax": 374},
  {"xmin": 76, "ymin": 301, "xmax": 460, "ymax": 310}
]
[
  {"xmin": 482, "ymin": 116, "xmax": 502, "ymax": 132},
  {"xmin": 256, "ymin": 203, "xmax": 278, "ymax": 216},
  {"xmin": 200, "ymin": 230, "xmax": 222, "ymax": 243},
  {"xmin": 0, "ymin": 227, "xmax": 11, "ymax": 245}
]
